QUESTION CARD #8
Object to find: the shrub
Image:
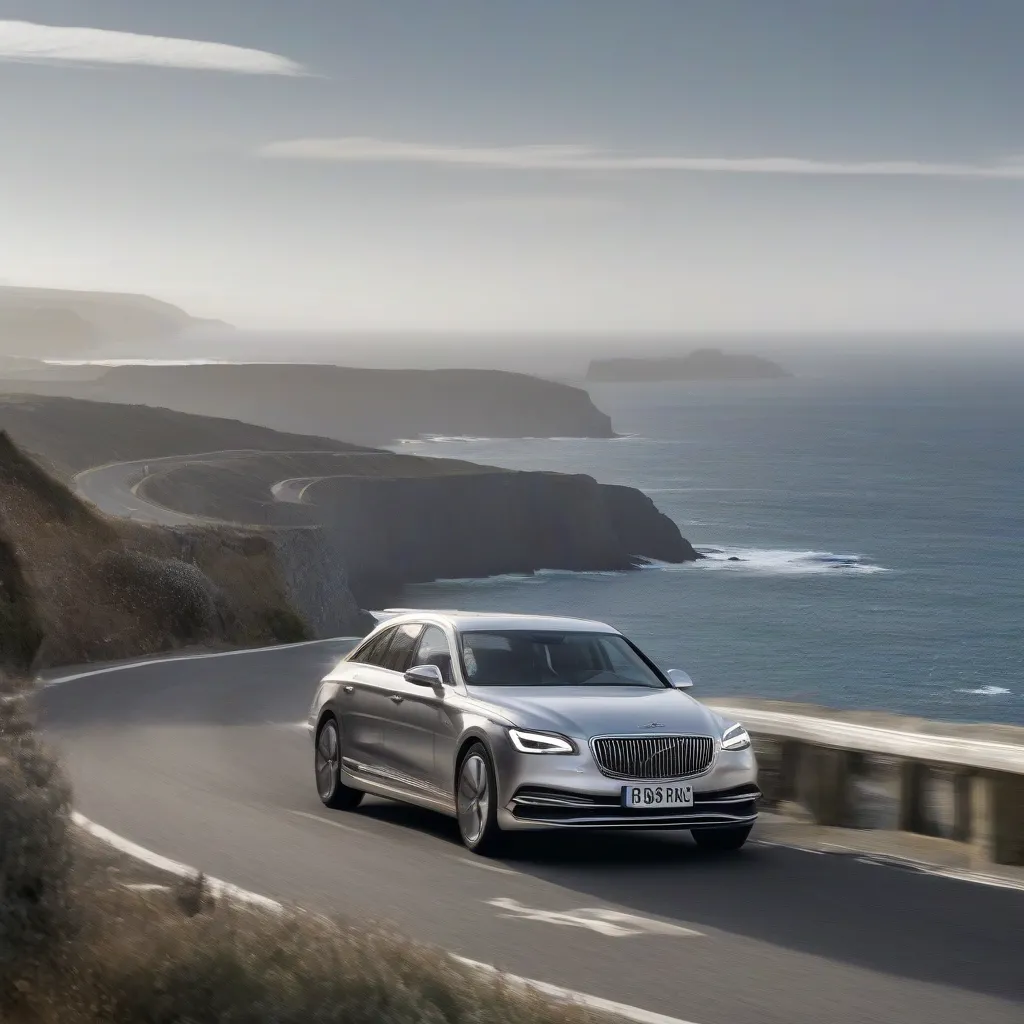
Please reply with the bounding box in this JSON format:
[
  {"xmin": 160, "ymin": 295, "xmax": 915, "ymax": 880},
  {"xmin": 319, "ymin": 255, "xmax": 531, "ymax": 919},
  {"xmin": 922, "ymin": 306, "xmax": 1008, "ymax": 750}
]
[
  {"xmin": 76, "ymin": 904, "xmax": 592, "ymax": 1024},
  {"xmin": 0, "ymin": 689, "xmax": 75, "ymax": 1001},
  {"xmin": 0, "ymin": 536, "xmax": 43, "ymax": 672},
  {"xmin": 96, "ymin": 549, "xmax": 226, "ymax": 641}
]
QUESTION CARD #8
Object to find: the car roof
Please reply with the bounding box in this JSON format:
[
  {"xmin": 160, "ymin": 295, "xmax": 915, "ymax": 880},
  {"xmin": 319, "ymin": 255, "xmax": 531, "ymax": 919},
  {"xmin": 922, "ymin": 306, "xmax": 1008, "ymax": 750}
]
[{"xmin": 375, "ymin": 608, "xmax": 619, "ymax": 634}]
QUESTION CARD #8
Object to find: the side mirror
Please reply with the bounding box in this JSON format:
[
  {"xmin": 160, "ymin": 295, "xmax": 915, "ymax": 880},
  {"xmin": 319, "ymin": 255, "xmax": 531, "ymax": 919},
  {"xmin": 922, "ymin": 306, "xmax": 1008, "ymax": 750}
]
[
  {"xmin": 666, "ymin": 669, "xmax": 693, "ymax": 690},
  {"xmin": 405, "ymin": 664, "xmax": 444, "ymax": 688}
]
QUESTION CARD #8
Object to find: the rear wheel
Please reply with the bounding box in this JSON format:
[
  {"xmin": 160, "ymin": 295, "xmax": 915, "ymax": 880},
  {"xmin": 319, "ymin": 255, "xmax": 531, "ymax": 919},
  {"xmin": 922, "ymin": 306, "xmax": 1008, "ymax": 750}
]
[
  {"xmin": 456, "ymin": 743, "xmax": 502, "ymax": 855},
  {"xmin": 315, "ymin": 717, "xmax": 363, "ymax": 810},
  {"xmin": 691, "ymin": 824, "xmax": 752, "ymax": 851}
]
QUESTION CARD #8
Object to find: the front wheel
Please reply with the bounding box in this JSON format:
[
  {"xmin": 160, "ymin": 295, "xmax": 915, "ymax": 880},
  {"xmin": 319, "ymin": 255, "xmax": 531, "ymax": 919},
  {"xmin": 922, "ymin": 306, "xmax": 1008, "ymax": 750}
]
[
  {"xmin": 315, "ymin": 718, "xmax": 363, "ymax": 810},
  {"xmin": 691, "ymin": 824, "xmax": 752, "ymax": 851},
  {"xmin": 456, "ymin": 743, "xmax": 503, "ymax": 855}
]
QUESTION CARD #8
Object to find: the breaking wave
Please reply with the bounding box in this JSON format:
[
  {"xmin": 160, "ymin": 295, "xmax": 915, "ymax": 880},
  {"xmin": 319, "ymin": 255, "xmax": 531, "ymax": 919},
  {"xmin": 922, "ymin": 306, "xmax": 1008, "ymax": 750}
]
[
  {"xmin": 641, "ymin": 546, "xmax": 891, "ymax": 576},
  {"xmin": 956, "ymin": 685, "xmax": 1011, "ymax": 696}
]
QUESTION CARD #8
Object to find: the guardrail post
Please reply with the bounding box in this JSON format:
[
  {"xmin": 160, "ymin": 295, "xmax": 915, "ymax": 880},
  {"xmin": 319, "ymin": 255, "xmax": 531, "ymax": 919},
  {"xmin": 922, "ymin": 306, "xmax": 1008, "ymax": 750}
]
[
  {"xmin": 952, "ymin": 771, "xmax": 972, "ymax": 843},
  {"xmin": 968, "ymin": 772, "xmax": 1024, "ymax": 866},
  {"xmin": 797, "ymin": 745, "xmax": 855, "ymax": 827},
  {"xmin": 898, "ymin": 761, "xmax": 925, "ymax": 833}
]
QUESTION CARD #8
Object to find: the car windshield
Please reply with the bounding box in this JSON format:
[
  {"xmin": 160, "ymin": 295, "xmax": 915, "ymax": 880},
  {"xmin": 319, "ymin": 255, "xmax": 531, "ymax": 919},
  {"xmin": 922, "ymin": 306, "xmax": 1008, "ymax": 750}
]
[{"xmin": 458, "ymin": 630, "xmax": 667, "ymax": 688}]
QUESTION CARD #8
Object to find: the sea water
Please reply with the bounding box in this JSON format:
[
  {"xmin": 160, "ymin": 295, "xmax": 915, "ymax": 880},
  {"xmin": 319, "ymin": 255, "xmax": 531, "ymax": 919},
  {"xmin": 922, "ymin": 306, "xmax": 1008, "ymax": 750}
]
[{"xmin": 391, "ymin": 367, "xmax": 1023, "ymax": 724}]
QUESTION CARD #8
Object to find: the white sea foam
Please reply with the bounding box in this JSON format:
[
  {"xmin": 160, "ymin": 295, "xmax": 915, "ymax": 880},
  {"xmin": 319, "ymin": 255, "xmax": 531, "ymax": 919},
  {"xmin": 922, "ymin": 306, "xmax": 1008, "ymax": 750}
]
[
  {"xmin": 395, "ymin": 434, "xmax": 653, "ymax": 445},
  {"xmin": 641, "ymin": 546, "xmax": 891, "ymax": 576},
  {"xmin": 956, "ymin": 685, "xmax": 1011, "ymax": 696}
]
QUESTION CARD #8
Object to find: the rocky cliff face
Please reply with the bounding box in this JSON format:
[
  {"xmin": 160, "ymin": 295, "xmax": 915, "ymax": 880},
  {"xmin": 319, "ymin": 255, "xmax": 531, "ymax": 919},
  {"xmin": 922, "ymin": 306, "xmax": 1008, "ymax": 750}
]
[
  {"xmin": 303, "ymin": 470, "xmax": 697, "ymax": 605},
  {"xmin": 66, "ymin": 364, "xmax": 616, "ymax": 444},
  {"xmin": 135, "ymin": 456, "xmax": 698, "ymax": 611}
]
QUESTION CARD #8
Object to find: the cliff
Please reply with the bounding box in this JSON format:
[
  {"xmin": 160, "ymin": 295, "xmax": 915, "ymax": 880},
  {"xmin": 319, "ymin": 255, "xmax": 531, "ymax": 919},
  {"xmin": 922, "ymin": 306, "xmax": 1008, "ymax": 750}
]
[
  {"xmin": 0, "ymin": 395, "xmax": 698, "ymax": 656},
  {"xmin": 0, "ymin": 286, "xmax": 227, "ymax": 357},
  {"xmin": 51, "ymin": 363, "xmax": 617, "ymax": 444},
  {"xmin": 587, "ymin": 348, "xmax": 789, "ymax": 382},
  {"xmin": 138, "ymin": 453, "xmax": 699, "ymax": 606}
]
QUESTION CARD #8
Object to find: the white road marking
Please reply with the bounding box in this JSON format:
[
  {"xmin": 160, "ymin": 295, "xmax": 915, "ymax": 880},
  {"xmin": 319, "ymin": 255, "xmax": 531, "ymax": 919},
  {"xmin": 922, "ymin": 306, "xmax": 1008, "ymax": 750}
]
[
  {"xmin": 40, "ymin": 636, "xmax": 359, "ymax": 687},
  {"xmin": 487, "ymin": 898, "xmax": 702, "ymax": 938},
  {"xmin": 289, "ymin": 809, "xmax": 368, "ymax": 836},
  {"xmin": 70, "ymin": 812, "xmax": 707, "ymax": 1024},
  {"xmin": 123, "ymin": 882, "xmax": 171, "ymax": 892},
  {"xmin": 444, "ymin": 854, "xmax": 517, "ymax": 876},
  {"xmin": 72, "ymin": 812, "xmax": 281, "ymax": 911},
  {"xmin": 455, "ymin": 956, "xmax": 705, "ymax": 1024}
]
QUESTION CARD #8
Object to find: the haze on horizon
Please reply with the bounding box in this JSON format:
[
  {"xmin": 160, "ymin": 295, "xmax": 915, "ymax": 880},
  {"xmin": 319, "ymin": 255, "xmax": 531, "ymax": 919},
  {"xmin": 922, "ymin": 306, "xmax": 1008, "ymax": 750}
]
[{"xmin": 1, "ymin": 1, "xmax": 1022, "ymax": 340}]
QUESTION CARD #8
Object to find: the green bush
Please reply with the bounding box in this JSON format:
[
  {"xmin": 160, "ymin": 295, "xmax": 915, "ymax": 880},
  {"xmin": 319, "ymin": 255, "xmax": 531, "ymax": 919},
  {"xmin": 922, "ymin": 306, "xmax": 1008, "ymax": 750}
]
[{"xmin": 0, "ymin": 690, "xmax": 75, "ymax": 1001}]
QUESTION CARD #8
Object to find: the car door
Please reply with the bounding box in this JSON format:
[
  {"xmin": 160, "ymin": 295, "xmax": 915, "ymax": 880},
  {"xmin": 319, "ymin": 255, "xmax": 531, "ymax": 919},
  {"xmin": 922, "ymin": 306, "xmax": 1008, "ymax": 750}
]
[
  {"xmin": 374, "ymin": 622, "xmax": 435, "ymax": 792},
  {"xmin": 340, "ymin": 625, "xmax": 399, "ymax": 773},
  {"xmin": 408, "ymin": 624, "xmax": 461, "ymax": 799},
  {"xmin": 385, "ymin": 624, "xmax": 461, "ymax": 802}
]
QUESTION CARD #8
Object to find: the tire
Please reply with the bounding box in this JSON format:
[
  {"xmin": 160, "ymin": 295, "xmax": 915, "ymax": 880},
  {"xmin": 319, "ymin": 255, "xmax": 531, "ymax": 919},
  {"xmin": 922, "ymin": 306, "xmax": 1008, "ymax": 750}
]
[
  {"xmin": 315, "ymin": 717, "xmax": 363, "ymax": 811},
  {"xmin": 456, "ymin": 743, "xmax": 503, "ymax": 855},
  {"xmin": 691, "ymin": 823, "xmax": 752, "ymax": 851}
]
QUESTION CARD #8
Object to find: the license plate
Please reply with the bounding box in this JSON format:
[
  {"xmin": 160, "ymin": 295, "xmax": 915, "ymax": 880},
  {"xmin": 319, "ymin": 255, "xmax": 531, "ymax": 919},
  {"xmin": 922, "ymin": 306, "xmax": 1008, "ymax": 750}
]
[{"xmin": 622, "ymin": 783, "xmax": 694, "ymax": 809}]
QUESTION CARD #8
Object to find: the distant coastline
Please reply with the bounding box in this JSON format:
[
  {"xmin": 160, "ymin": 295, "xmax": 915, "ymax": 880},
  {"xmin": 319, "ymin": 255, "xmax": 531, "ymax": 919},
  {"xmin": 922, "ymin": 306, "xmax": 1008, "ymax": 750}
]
[
  {"xmin": 0, "ymin": 285, "xmax": 231, "ymax": 359},
  {"xmin": 587, "ymin": 348, "xmax": 789, "ymax": 382}
]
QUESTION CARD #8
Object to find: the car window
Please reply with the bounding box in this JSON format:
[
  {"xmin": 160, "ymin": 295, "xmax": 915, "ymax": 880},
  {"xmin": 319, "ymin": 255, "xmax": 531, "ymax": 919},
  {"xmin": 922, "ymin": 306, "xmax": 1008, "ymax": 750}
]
[
  {"xmin": 381, "ymin": 623, "xmax": 423, "ymax": 673},
  {"xmin": 411, "ymin": 625, "xmax": 455, "ymax": 684},
  {"xmin": 458, "ymin": 630, "xmax": 667, "ymax": 688},
  {"xmin": 351, "ymin": 626, "xmax": 397, "ymax": 667}
]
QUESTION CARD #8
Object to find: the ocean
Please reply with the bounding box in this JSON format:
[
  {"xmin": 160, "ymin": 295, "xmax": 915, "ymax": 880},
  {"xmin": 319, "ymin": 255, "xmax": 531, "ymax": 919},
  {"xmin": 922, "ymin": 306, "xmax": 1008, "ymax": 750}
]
[{"xmin": 388, "ymin": 367, "xmax": 1024, "ymax": 725}]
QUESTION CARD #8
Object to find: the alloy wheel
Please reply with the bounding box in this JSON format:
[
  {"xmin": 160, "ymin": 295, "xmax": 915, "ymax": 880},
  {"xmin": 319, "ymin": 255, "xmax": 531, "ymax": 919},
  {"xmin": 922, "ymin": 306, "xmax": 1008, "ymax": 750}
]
[
  {"xmin": 315, "ymin": 720, "xmax": 339, "ymax": 801},
  {"xmin": 457, "ymin": 752, "xmax": 490, "ymax": 846}
]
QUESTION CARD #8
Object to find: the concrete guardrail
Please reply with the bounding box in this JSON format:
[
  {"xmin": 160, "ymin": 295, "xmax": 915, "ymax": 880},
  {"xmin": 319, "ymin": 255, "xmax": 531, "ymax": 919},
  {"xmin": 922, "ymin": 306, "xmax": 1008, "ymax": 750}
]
[{"xmin": 709, "ymin": 698, "xmax": 1024, "ymax": 866}]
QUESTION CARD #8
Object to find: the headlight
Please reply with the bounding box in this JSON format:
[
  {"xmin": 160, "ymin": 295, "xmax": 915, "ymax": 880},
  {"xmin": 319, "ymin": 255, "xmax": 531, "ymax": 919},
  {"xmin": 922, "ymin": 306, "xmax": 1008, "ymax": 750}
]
[
  {"xmin": 721, "ymin": 723, "xmax": 751, "ymax": 751},
  {"xmin": 508, "ymin": 728, "xmax": 577, "ymax": 754}
]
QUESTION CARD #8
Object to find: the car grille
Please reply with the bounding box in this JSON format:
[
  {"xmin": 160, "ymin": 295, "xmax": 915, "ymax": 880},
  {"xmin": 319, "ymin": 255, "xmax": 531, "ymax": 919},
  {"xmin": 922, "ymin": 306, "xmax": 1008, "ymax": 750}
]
[{"xmin": 591, "ymin": 735, "xmax": 715, "ymax": 780}]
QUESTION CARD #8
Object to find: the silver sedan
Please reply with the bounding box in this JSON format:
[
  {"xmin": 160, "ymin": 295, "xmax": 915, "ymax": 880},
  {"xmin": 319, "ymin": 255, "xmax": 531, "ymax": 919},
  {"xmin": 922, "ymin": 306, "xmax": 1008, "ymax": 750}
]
[{"xmin": 308, "ymin": 610, "xmax": 759, "ymax": 854}]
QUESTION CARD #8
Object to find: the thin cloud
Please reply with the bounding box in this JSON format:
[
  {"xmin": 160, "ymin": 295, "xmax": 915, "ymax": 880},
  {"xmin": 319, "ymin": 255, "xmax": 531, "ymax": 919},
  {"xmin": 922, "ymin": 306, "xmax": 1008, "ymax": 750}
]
[
  {"xmin": 0, "ymin": 19, "xmax": 307, "ymax": 75},
  {"xmin": 260, "ymin": 137, "xmax": 1024, "ymax": 180}
]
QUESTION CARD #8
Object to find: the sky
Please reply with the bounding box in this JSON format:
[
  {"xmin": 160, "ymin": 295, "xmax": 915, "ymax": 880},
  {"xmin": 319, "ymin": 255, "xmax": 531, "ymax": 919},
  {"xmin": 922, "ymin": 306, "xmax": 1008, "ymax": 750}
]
[{"xmin": 1, "ymin": 1, "xmax": 1022, "ymax": 335}]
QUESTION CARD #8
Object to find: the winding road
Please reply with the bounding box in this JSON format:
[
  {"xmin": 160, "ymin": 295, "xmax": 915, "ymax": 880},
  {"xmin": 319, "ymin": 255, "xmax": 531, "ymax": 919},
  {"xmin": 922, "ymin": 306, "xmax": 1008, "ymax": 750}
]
[
  {"xmin": 73, "ymin": 449, "xmax": 369, "ymax": 526},
  {"xmin": 39, "ymin": 642, "xmax": 1024, "ymax": 1024}
]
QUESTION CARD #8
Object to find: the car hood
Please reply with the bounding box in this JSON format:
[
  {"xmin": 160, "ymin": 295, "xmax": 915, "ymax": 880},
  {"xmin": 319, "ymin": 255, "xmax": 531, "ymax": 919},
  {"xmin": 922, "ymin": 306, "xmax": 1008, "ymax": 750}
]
[{"xmin": 464, "ymin": 685, "xmax": 724, "ymax": 739}]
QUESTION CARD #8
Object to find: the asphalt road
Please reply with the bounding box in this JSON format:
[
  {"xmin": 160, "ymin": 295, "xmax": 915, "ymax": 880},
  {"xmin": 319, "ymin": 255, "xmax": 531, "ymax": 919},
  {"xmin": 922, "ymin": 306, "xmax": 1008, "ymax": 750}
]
[
  {"xmin": 73, "ymin": 449, "xmax": 267, "ymax": 526},
  {"xmin": 40, "ymin": 642, "xmax": 1024, "ymax": 1024},
  {"xmin": 74, "ymin": 449, "xmax": 377, "ymax": 524}
]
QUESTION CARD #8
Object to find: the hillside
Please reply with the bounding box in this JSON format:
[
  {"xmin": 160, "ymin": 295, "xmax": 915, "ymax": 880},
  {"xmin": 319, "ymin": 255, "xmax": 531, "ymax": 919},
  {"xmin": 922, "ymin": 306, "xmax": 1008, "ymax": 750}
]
[
  {"xmin": 7, "ymin": 363, "xmax": 616, "ymax": 444},
  {"xmin": 0, "ymin": 286, "xmax": 228, "ymax": 358},
  {"xmin": 0, "ymin": 432, "xmax": 312, "ymax": 671},
  {"xmin": 587, "ymin": 348, "xmax": 789, "ymax": 382},
  {"xmin": 0, "ymin": 395, "xmax": 697, "ymax": 642},
  {"xmin": 0, "ymin": 394, "xmax": 364, "ymax": 479}
]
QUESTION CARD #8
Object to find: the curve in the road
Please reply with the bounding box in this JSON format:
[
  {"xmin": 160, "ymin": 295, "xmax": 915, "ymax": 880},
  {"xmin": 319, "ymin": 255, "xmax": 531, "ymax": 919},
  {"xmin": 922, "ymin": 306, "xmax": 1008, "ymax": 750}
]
[
  {"xmin": 39, "ymin": 642, "xmax": 1024, "ymax": 1024},
  {"xmin": 73, "ymin": 449, "xmax": 369, "ymax": 528}
]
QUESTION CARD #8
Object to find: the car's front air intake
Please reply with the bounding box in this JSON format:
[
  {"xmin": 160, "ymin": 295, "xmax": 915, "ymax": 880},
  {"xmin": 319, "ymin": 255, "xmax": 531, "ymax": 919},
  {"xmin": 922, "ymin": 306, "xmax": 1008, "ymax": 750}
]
[{"xmin": 591, "ymin": 735, "xmax": 715, "ymax": 780}]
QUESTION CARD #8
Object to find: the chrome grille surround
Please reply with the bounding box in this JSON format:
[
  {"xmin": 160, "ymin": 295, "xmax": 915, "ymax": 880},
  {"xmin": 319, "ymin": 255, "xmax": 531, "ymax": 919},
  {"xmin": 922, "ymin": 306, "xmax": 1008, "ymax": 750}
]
[{"xmin": 589, "ymin": 734, "xmax": 716, "ymax": 780}]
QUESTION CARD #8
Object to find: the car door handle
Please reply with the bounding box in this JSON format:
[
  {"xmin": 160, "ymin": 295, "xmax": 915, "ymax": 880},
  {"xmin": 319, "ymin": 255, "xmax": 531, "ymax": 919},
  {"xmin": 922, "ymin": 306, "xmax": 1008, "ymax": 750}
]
[
  {"xmin": 343, "ymin": 685, "xmax": 354, "ymax": 694},
  {"xmin": 389, "ymin": 694, "xmax": 404, "ymax": 704}
]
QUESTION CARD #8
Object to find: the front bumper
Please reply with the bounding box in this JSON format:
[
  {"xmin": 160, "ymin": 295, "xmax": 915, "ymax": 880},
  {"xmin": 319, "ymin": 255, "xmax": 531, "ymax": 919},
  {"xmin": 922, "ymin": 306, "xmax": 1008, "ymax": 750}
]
[
  {"xmin": 504, "ymin": 781, "xmax": 760, "ymax": 829},
  {"xmin": 491, "ymin": 734, "xmax": 760, "ymax": 831}
]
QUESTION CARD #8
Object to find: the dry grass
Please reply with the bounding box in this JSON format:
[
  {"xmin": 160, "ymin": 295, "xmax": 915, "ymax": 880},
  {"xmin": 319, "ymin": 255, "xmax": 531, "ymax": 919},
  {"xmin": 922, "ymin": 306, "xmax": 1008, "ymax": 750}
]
[
  {"xmin": 0, "ymin": 689, "xmax": 75, "ymax": 999},
  {"xmin": 0, "ymin": 431, "xmax": 307, "ymax": 671},
  {"xmin": 1, "ymin": 690, "xmax": 593, "ymax": 1024},
  {"xmin": 18, "ymin": 887, "xmax": 595, "ymax": 1024}
]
